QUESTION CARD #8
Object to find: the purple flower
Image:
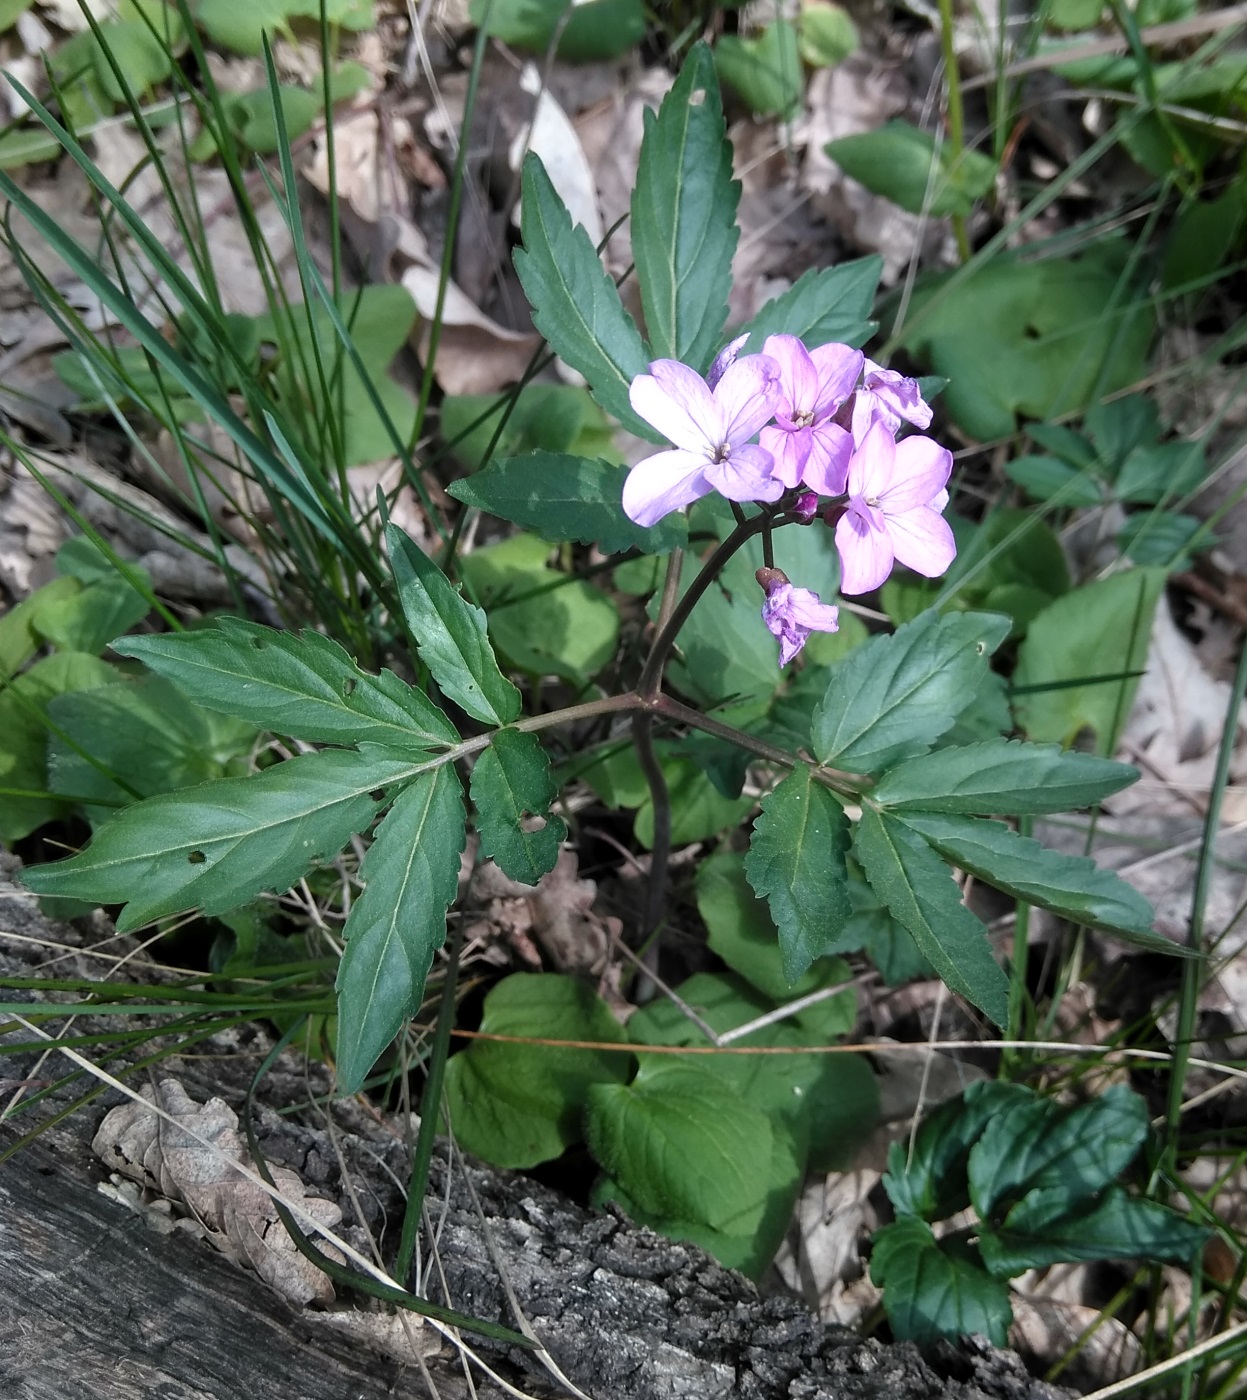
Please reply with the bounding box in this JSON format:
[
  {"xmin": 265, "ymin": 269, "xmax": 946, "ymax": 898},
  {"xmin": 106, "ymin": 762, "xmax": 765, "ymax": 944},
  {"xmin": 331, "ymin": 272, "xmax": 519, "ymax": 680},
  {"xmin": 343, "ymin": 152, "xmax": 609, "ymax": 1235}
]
[
  {"xmin": 850, "ymin": 359, "xmax": 933, "ymax": 444},
  {"xmin": 757, "ymin": 335, "xmax": 862, "ymax": 495},
  {"xmin": 834, "ymin": 420, "xmax": 956, "ymax": 596},
  {"xmin": 622, "ymin": 356, "xmax": 783, "ymax": 528},
  {"xmin": 760, "ymin": 573, "xmax": 840, "ymax": 667}
]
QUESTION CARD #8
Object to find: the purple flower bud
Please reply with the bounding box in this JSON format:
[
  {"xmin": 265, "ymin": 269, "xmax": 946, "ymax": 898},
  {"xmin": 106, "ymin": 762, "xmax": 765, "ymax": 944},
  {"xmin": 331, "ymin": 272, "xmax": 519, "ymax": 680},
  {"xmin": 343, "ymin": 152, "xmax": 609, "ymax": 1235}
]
[
  {"xmin": 707, "ymin": 334, "xmax": 750, "ymax": 391},
  {"xmin": 793, "ymin": 490, "xmax": 819, "ymax": 522}
]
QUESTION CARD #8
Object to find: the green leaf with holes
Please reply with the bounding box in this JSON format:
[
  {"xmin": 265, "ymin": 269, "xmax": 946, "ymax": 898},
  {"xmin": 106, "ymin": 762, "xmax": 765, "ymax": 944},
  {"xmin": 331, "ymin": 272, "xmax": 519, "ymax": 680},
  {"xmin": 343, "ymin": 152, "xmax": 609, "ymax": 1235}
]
[
  {"xmin": 470, "ymin": 728, "xmax": 566, "ymax": 884},
  {"xmin": 20, "ymin": 747, "xmax": 421, "ymax": 932}
]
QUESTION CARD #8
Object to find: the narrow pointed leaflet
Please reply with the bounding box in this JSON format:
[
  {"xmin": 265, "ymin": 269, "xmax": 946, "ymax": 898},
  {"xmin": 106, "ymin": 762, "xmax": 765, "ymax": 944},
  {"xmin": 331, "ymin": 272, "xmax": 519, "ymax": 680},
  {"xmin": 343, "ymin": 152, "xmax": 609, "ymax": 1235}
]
[{"xmin": 470, "ymin": 728, "xmax": 566, "ymax": 885}]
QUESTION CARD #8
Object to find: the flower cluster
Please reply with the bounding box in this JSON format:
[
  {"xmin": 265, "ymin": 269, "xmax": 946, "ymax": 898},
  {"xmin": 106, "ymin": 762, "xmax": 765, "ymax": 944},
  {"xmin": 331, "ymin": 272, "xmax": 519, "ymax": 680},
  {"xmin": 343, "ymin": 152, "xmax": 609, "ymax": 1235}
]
[{"xmin": 621, "ymin": 335, "xmax": 956, "ymax": 666}]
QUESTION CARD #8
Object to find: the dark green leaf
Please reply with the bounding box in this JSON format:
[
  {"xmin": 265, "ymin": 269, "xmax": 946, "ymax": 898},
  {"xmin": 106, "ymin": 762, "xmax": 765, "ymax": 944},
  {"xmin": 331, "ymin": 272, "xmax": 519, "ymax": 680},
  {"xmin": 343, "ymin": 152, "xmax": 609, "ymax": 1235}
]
[
  {"xmin": 872, "ymin": 739, "xmax": 1138, "ymax": 815},
  {"xmin": 1115, "ymin": 441, "xmax": 1207, "ymax": 506},
  {"xmin": 335, "ymin": 764, "xmax": 465, "ymax": 1093},
  {"xmin": 853, "ymin": 807, "xmax": 1009, "ymax": 1026},
  {"xmin": 385, "ymin": 522, "xmax": 520, "ymax": 726},
  {"xmin": 1117, "ymin": 512, "xmax": 1206, "ymax": 570},
  {"xmin": 585, "ymin": 1059, "xmax": 775, "ymax": 1232},
  {"xmin": 824, "ymin": 121, "xmax": 997, "ymax": 218},
  {"xmin": 116, "ymin": 618, "xmax": 458, "ymax": 753},
  {"xmin": 813, "ymin": 611, "xmax": 1011, "ymax": 772},
  {"xmin": 443, "ymin": 973, "xmax": 631, "ymax": 1168},
  {"xmin": 32, "ymin": 571, "xmax": 151, "ymax": 655},
  {"xmin": 448, "ymin": 452, "xmax": 684, "ymax": 555},
  {"xmin": 47, "ymin": 676, "xmax": 255, "ymax": 826},
  {"xmin": 696, "ymin": 850, "xmax": 852, "ymax": 1001},
  {"xmin": 470, "ymin": 728, "xmax": 566, "ymax": 885},
  {"xmin": 514, "ymin": 155, "xmax": 653, "ymax": 437},
  {"xmin": 633, "ymin": 751, "xmax": 752, "ymax": 849},
  {"xmin": 900, "ymin": 811, "xmax": 1160, "ymax": 944},
  {"xmin": 0, "ymin": 651, "xmax": 115, "ymax": 841},
  {"xmin": 593, "ymin": 1121, "xmax": 805, "ymax": 1279},
  {"xmin": 744, "ymin": 765, "xmax": 853, "ymax": 984},
  {"xmin": 980, "ymin": 1186, "xmax": 1210, "ymax": 1278},
  {"xmin": 871, "ymin": 1216, "xmax": 1012, "ymax": 1346},
  {"xmin": 631, "ymin": 43, "xmax": 738, "ymax": 371},
  {"xmin": 839, "ymin": 856, "xmax": 932, "ymax": 984},
  {"xmin": 736, "ymin": 258, "xmax": 881, "ymax": 353},
  {"xmin": 884, "ymin": 1081, "xmax": 1034, "ymax": 1221},
  {"xmin": 1004, "ymin": 455, "xmax": 1103, "ymax": 506},
  {"xmin": 21, "ymin": 747, "xmax": 421, "ymax": 932},
  {"xmin": 968, "ymin": 1083, "xmax": 1147, "ymax": 1221},
  {"xmin": 1013, "ymin": 569, "xmax": 1165, "ymax": 754}
]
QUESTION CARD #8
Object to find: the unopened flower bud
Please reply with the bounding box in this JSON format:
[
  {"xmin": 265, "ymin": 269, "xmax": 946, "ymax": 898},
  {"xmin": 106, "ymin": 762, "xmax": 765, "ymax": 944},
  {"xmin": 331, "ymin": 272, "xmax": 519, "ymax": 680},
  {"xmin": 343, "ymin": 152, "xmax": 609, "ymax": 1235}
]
[
  {"xmin": 793, "ymin": 490, "xmax": 819, "ymax": 522},
  {"xmin": 707, "ymin": 333, "xmax": 750, "ymax": 391}
]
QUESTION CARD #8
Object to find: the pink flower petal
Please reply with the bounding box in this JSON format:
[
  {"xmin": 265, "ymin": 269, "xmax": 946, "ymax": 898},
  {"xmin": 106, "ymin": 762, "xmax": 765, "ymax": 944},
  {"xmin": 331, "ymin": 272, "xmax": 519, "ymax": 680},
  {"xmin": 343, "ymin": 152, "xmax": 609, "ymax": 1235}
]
[
  {"xmin": 785, "ymin": 589, "xmax": 841, "ymax": 630},
  {"xmin": 836, "ymin": 506, "xmax": 895, "ymax": 595},
  {"xmin": 705, "ymin": 443, "xmax": 782, "ymax": 502},
  {"xmin": 621, "ymin": 448, "xmax": 712, "ymax": 526},
  {"xmin": 886, "ymin": 506, "xmax": 957, "ymax": 579},
  {"xmin": 846, "ymin": 419, "xmax": 897, "ymax": 502},
  {"xmin": 809, "ymin": 343, "xmax": 864, "ymax": 416},
  {"xmin": 716, "ymin": 354, "xmax": 782, "ymax": 445},
  {"xmin": 862, "ymin": 359, "xmax": 933, "ymax": 430},
  {"xmin": 762, "ymin": 582, "xmax": 839, "ymax": 667},
  {"xmin": 762, "ymin": 335, "xmax": 819, "ymax": 417},
  {"xmin": 801, "ymin": 421, "xmax": 853, "ymax": 496},
  {"xmin": 630, "ymin": 361, "xmax": 720, "ymax": 452},
  {"xmin": 930, "ymin": 488, "xmax": 949, "ymax": 513},
  {"xmin": 759, "ymin": 422, "xmax": 810, "ymax": 489},
  {"xmin": 707, "ymin": 333, "xmax": 750, "ymax": 390},
  {"xmin": 877, "ymin": 435, "xmax": 952, "ymax": 514}
]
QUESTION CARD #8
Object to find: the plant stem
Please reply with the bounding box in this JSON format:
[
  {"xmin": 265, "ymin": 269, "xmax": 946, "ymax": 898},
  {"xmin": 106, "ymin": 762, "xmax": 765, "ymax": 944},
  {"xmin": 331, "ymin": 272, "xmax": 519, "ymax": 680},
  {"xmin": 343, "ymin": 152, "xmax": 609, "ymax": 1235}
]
[
  {"xmin": 395, "ymin": 925, "xmax": 462, "ymax": 1290},
  {"xmin": 633, "ymin": 710, "xmax": 670, "ymax": 945},
  {"xmin": 1161, "ymin": 628, "xmax": 1247, "ymax": 1176},
  {"xmin": 936, "ymin": 0, "xmax": 972, "ymax": 263}
]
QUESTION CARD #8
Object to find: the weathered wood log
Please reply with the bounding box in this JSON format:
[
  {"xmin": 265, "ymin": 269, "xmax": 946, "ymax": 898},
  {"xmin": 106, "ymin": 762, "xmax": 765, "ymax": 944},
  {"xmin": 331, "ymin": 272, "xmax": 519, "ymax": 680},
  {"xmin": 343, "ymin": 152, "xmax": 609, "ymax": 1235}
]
[{"xmin": 0, "ymin": 860, "xmax": 1071, "ymax": 1400}]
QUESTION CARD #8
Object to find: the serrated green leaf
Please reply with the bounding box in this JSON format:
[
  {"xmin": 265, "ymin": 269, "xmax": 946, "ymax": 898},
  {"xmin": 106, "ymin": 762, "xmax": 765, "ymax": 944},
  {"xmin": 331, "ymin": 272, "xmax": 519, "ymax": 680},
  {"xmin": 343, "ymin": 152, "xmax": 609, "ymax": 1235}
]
[
  {"xmin": 737, "ymin": 259, "xmax": 881, "ymax": 354},
  {"xmin": 884, "ymin": 1081, "xmax": 1033, "ymax": 1221},
  {"xmin": 47, "ymin": 675, "xmax": 255, "ymax": 826},
  {"xmin": 470, "ymin": 728, "xmax": 565, "ymax": 884},
  {"xmin": 813, "ymin": 611, "xmax": 1011, "ymax": 772},
  {"xmin": 20, "ymin": 747, "xmax": 421, "ymax": 932},
  {"xmin": 1013, "ymin": 569, "xmax": 1165, "ymax": 754},
  {"xmin": 115, "ymin": 618, "xmax": 458, "ymax": 753},
  {"xmin": 871, "ymin": 739, "xmax": 1139, "ymax": 815},
  {"xmin": 1118, "ymin": 511, "xmax": 1205, "ymax": 570},
  {"xmin": 444, "ymin": 973, "xmax": 631, "ymax": 1168},
  {"xmin": 967, "ymin": 1083, "xmax": 1148, "ymax": 1223},
  {"xmin": 744, "ymin": 765, "xmax": 853, "ymax": 984},
  {"xmin": 334, "ymin": 765, "xmax": 465, "ymax": 1093},
  {"xmin": 514, "ymin": 156, "xmax": 653, "ymax": 437},
  {"xmin": 631, "ymin": 44, "xmax": 738, "ymax": 371},
  {"xmin": 980, "ymin": 1186, "xmax": 1209, "ymax": 1278},
  {"xmin": 385, "ymin": 523, "xmax": 520, "ymax": 726},
  {"xmin": 871, "ymin": 1217, "xmax": 1012, "ymax": 1347},
  {"xmin": 585, "ymin": 1059, "xmax": 774, "ymax": 1232},
  {"xmin": 825, "ymin": 121, "xmax": 997, "ymax": 218},
  {"xmin": 448, "ymin": 453, "xmax": 685, "ymax": 555},
  {"xmin": 853, "ymin": 807, "xmax": 1009, "ymax": 1026},
  {"xmin": 898, "ymin": 811, "xmax": 1159, "ymax": 944}
]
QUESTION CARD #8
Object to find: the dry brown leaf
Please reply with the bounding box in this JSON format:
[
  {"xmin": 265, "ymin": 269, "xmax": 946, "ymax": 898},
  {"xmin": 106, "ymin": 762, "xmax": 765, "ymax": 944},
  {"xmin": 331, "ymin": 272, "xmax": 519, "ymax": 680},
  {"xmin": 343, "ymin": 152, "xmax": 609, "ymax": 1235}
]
[
  {"xmin": 93, "ymin": 1079, "xmax": 344, "ymax": 1307},
  {"xmin": 467, "ymin": 848, "xmax": 621, "ymax": 977},
  {"xmin": 510, "ymin": 63, "xmax": 603, "ymax": 248},
  {"xmin": 774, "ymin": 1167, "xmax": 882, "ymax": 1326},
  {"xmin": 1010, "ymin": 1296, "xmax": 1142, "ymax": 1391}
]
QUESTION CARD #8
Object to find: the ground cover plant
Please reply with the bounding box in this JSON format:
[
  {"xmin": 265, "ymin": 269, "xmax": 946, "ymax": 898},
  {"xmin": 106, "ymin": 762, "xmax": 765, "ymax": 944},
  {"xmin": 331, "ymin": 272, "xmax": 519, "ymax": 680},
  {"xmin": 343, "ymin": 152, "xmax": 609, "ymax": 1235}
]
[{"xmin": 1, "ymin": 0, "xmax": 1246, "ymax": 1391}]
